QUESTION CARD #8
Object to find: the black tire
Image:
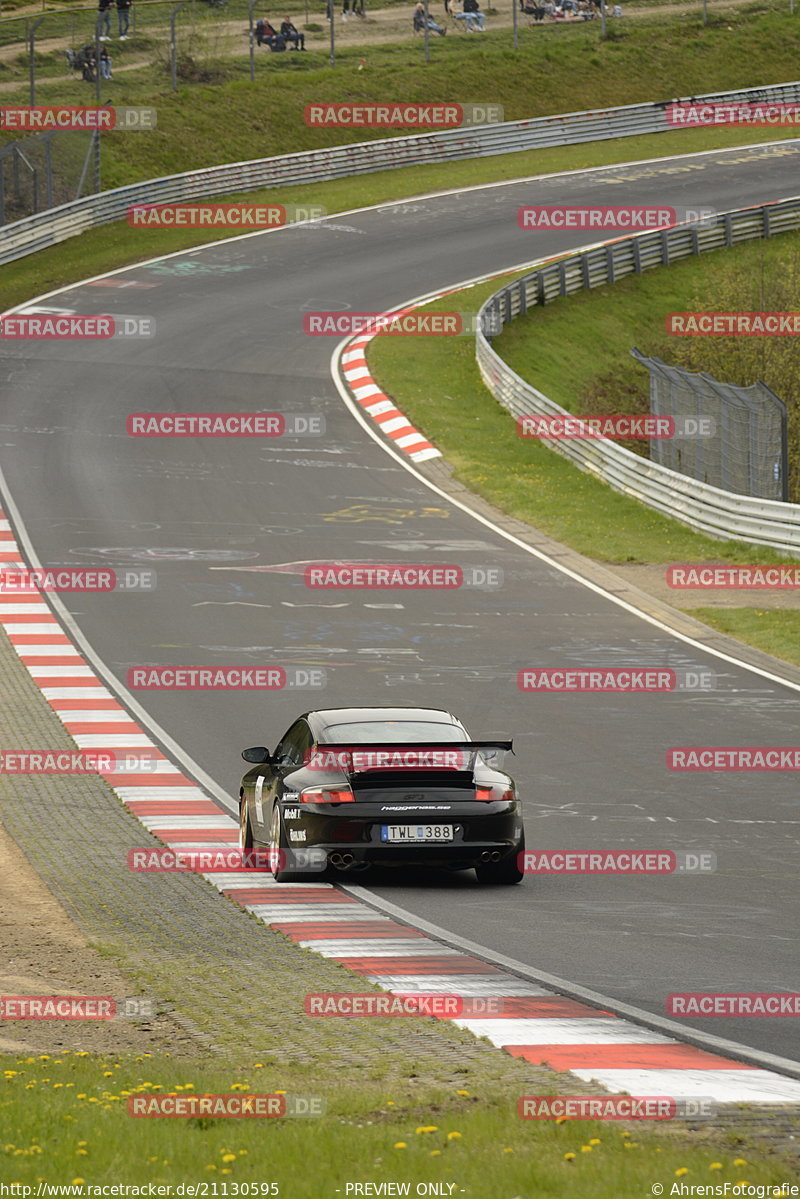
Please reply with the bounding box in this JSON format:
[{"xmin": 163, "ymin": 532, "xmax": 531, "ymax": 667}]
[
  {"xmin": 239, "ymin": 796, "xmax": 253, "ymax": 850},
  {"xmin": 475, "ymin": 836, "xmax": 525, "ymax": 885}
]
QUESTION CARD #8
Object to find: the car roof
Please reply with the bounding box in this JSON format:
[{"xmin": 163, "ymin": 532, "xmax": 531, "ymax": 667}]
[{"xmin": 305, "ymin": 707, "xmax": 464, "ymax": 739}]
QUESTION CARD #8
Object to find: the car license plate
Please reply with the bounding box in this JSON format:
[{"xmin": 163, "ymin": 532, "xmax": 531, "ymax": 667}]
[{"xmin": 381, "ymin": 824, "xmax": 454, "ymax": 843}]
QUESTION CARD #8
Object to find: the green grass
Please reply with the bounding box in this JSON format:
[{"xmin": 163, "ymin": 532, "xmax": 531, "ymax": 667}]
[
  {"xmin": 3, "ymin": 3, "xmax": 800, "ymax": 189},
  {"xmin": 1, "ymin": 1051, "xmax": 793, "ymax": 1193},
  {"xmin": 687, "ymin": 608, "xmax": 800, "ymax": 664},
  {"xmin": 366, "ymin": 279, "xmax": 799, "ymax": 568},
  {"xmin": 365, "ymin": 268, "xmax": 800, "ymax": 663},
  {"xmin": 494, "ymin": 230, "xmax": 800, "ymax": 498}
]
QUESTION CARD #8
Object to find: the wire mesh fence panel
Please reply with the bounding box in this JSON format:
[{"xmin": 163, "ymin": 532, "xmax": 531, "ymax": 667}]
[
  {"xmin": 631, "ymin": 348, "xmax": 788, "ymax": 501},
  {"xmin": 0, "ymin": 129, "xmax": 95, "ymax": 224}
]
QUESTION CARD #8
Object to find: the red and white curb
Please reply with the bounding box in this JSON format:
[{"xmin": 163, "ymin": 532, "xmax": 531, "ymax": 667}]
[
  {"xmin": 2, "ymin": 509, "xmax": 800, "ymax": 1103},
  {"xmin": 340, "ymin": 317, "xmax": 441, "ymax": 464}
]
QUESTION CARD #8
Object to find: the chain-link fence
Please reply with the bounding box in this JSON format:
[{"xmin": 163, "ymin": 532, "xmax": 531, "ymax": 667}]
[
  {"xmin": 0, "ymin": 129, "xmax": 97, "ymax": 224},
  {"xmin": 630, "ymin": 347, "xmax": 789, "ymax": 502}
]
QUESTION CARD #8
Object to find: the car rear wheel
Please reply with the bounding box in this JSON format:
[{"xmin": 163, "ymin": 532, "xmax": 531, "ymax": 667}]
[
  {"xmin": 475, "ymin": 836, "xmax": 525, "ymax": 885},
  {"xmin": 239, "ymin": 797, "xmax": 253, "ymax": 851}
]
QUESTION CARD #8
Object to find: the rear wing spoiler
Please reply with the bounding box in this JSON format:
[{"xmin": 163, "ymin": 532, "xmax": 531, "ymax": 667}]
[{"xmin": 304, "ymin": 741, "xmax": 513, "ymax": 774}]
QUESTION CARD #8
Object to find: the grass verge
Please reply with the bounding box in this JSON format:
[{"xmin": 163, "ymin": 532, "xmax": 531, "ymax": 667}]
[
  {"xmin": 1, "ymin": 1051, "xmax": 793, "ymax": 1193},
  {"xmin": 365, "ymin": 250, "xmax": 800, "ymax": 664}
]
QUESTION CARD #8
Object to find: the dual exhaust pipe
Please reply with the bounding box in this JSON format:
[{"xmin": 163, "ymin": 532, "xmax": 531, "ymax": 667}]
[
  {"xmin": 329, "ymin": 851, "xmax": 357, "ymax": 870},
  {"xmin": 479, "ymin": 850, "xmax": 503, "ymax": 863}
]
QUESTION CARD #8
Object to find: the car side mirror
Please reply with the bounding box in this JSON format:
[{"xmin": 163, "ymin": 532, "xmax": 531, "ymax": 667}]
[{"xmin": 242, "ymin": 746, "xmax": 272, "ymax": 764}]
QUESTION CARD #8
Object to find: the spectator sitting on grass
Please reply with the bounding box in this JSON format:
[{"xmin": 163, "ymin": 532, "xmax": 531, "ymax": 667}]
[
  {"xmin": 414, "ymin": 2, "xmax": 447, "ymax": 32},
  {"xmin": 261, "ymin": 20, "xmax": 287, "ymax": 48},
  {"xmin": 280, "ymin": 17, "xmax": 306, "ymax": 47}
]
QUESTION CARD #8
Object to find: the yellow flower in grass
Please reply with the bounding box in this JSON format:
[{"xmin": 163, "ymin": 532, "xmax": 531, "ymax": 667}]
[
  {"xmin": 709, "ymin": 1163, "xmax": 723, "ymax": 1171},
  {"xmin": 555, "ymin": 1115, "xmax": 569, "ymax": 1125},
  {"xmin": 502, "ymin": 1148, "xmax": 514, "ymax": 1154},
  {"xmin": 76, "ymin": 1150, "xmax": 88, "ymax": 1157},
  {"xmin": 446, "ymin": 1132, "xmax": 461, "ymax": 1141},
  {"xmin": 733, "ymin": 1159, "xmax": 747, "ymax": 1167},
  {"xmin": 221, "ymin": 1171, "xmax": 231, "ymax": 1176},
  {"xmin": 393, "ymin": 1143, "xmax": 407, "ymax": 1150},
  {"xmin": 675, "ymin": 1168, "xmax": 689, "ymax": 1177},
  {"xmin": 221, "ymin": 1154, "xmax": 237, "ymax": 1163},
  {"xmin": 72, "ymin": 1181, "xmax": 85, "ymax": 1186},
  {"xmin": 563, "ymin": 1153, "xmax": 576, "ymax": 1161},
  {"xmin": 430, "ymin": 1150, "xmax": 441, "ymax": 1157},
  {"xmin": 589, "ymin": 1138, "xmax": 601, "ymax": 1145},
  {"xmin": 415, "ymin": 1126, "xmax": 438, "ymax": 1135},
  {"xmin": 456, "ymin": 1090, "xmax": 470, "ymax": 1096},
  {"xmin": 580, "ymin": 1145, "xmax": 592, "ymax": 1153}
]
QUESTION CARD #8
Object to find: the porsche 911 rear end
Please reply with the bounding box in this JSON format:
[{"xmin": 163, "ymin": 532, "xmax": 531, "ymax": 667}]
[{"xmin": 278, "ymin": 742, "xmax": 524, "ymax": 883}]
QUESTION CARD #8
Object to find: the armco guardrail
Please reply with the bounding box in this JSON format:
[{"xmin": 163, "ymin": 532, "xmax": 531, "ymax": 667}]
[
  {"xmin": 476, "ymin": 198, "xmax": 800, "ymax": 555},
  {"xmin": 2, "ymin": 79, "xmax": 800, "ymax": 262}
]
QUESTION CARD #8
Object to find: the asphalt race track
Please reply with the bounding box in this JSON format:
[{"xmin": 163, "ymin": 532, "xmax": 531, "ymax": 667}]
[{"xmin": 2, "ymin": 140, "xmax": 799, "ymax": 1066}]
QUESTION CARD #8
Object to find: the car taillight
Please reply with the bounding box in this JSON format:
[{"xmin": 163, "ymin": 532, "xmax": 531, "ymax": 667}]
[
  {"xmin": 300, "ymin": 788, "xmax": 355, "ymax": 804},
  {"xmin": 475, "ymin": 786, "xmax": 514, "ymax": 802}
]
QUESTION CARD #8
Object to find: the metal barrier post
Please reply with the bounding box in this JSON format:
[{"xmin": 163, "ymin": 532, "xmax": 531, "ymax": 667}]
[
  {"xmin": 170, "ymin": 0, "xmax": 188, "ymax": 91},
  {"xmin": 28, "ymin": 14, "xmax": 47, "ymax": 106},
  {"xmin": 248, "ymin": 0, "xmax": 257, "ymax": 80}
]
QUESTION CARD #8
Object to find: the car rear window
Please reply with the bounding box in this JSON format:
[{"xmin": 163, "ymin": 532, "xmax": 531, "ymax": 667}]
[{"xmin": 322, "ymin": 721, "xmax": 468, "ymax": 744}]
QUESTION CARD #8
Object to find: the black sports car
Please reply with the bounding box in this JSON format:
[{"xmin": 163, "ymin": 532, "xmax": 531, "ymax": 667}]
[{"xmin": 238, "ymin": 706, "xmax": 525, "ymax": 884}]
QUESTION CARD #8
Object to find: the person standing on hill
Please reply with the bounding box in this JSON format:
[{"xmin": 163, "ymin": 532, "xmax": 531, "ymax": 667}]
[
  {"xmin": 116, "ymin": 0, "xmax": 133, "ymax": 40},
  {"xmin": 97, "ymin": 0, "xmax": 113, "ymax": 40}
]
